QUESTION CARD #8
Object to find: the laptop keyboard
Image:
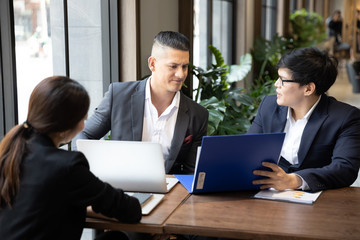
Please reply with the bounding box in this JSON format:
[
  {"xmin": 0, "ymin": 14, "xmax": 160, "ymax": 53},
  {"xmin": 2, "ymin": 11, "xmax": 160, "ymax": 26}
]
[{"xmin": 132, "ymin": 192, "xmax": 153, "ymax": 205}]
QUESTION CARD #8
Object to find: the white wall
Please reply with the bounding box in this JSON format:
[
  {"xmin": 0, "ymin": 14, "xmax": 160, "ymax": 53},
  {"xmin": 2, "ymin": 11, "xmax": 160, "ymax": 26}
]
[
  {"xmin": 139, "ymin": 0, "xmax": 179, "ymax": 78},
  {"xmin": 329, "ymin": 0, "xmax": 343, "ymax": 15}
]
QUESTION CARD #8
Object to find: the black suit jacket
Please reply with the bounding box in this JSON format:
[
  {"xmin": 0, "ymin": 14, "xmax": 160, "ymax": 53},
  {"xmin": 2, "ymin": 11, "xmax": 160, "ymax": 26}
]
[
  {"xmin": 248, "ymin": 94, "xmax": 360, "ymax": 192},
  {"xmin": 73, "ymin": 79, "xmax": 209, "ymax": 174},
  {"xmin": 0, "ymin": 133, "xmax": 141, "ymax": 240}
]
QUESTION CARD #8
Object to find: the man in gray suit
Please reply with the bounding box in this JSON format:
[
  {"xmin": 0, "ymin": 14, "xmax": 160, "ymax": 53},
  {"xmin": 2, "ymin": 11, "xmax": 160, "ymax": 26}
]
[{"xmin": 73, "ymin": 31, "xmax": 208, "ymax": 174}]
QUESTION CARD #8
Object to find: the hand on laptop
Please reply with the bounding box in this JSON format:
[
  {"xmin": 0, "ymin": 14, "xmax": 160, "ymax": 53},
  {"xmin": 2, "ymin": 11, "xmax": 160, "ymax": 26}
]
[{"xmin": 252, "ymin": 162, "xmax": 302, "ymax": 190}]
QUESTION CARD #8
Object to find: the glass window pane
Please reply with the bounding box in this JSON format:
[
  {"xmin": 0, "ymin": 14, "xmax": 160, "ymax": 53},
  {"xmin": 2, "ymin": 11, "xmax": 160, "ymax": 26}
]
[
  {"xmin": 261, "ymin": 0, "xmax": 277, "ymax": 40},
  {"xmin": 14, "ymin": 0, "xmax": 104, "ymax": 123},
  {"xmin": 193, "ymin": 0, "xmax": 210, "ymax": 99},
  {"xmin": 14, "ymin": 0, "xmax": 53, "ymax": 122},
  {"xmin": 193, "ymin": 0, "xmax": 210, "ymax": 69},
  {"xmin": 212, "ymin": 0, "xmax": 233, "ymax": 65},
  {"xmin": 67, "ymin": 0, "xmax": 104, "ymax": 115},
  {"xmin": 193, "ymin": 0, "xmax": 234, "ymax": 99}
]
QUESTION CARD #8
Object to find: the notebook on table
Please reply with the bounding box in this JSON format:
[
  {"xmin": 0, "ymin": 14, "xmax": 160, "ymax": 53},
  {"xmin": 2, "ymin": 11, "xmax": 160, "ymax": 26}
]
[
  {"xmin": 76, "ymin": 139, "xmax": 178, "ymax": 215},
  {"xmin": 175, "ymin": 132, "xmax": 285, "ymax": 194}
]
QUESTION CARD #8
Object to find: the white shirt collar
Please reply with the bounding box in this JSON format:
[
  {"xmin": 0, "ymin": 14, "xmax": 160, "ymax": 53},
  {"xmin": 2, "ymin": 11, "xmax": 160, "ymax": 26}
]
[
  {"xmin": 145, "ymin": 77, "xmax": 180, "ymax": 113},
  {"xmin": 145, "ymin": 77, "xmax": 152, "ymax": 100}
]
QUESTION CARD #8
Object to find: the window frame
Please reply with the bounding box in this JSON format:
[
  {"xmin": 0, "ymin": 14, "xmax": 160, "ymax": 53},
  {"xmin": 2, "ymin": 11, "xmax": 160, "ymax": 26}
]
[
  {"xmin": 0, "ymin": 0, "xmax": 125, "ymax": 139},
  {"xmin": 0, "ymin": 0, "xmax": 18, "ymax": 139}
]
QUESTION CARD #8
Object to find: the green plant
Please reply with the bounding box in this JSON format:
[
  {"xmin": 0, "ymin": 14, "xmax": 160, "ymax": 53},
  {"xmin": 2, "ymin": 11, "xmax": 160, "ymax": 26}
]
[
  {"xmin": 251, "ymin": 33, "xmax": 290, "ymax": 82},
  {"xmin": 251, "ymin": 9, "xmax": 327, "ymax": 85},
  {"xmin": 191, "ymin": 45, "xmax": 275, "ymax": 135},
  {"xmin": 215, "ymin": 79, "xmax": 276, "ymax": 135},
  {"xmin": 192, "ymin": 45, "xmax": 229, "ymax": 102},
  {"xmin": 289, "ymin": 8, "xmax": 327, "ymax": 48}
]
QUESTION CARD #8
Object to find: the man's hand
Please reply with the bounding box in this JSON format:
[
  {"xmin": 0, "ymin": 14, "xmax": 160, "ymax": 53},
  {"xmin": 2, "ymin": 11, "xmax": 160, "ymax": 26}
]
[{"xmin": 252, "ymin": 162, "xmax": 302, "ymax": 190}]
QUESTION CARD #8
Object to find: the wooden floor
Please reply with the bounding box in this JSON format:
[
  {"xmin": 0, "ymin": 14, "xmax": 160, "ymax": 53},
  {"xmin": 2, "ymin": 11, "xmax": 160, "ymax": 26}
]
[{"xmin": 328, "ymin": 60, "xmax": 360, "ymax": 108}]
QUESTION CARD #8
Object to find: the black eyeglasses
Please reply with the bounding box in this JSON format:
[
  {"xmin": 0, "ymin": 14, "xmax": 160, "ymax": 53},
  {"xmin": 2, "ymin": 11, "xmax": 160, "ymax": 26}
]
[{"xmin": 277, "ymin": 78, "xmax": 300, "ymax": 86}]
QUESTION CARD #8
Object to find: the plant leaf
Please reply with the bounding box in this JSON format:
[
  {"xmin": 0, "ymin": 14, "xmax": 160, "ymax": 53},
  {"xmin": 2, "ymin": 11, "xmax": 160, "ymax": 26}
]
[
  {"xmin": 209, "ymin": 45, "xmax": 226, "ymax": 67},
  {"xmin": 227, "ymin": 53, "xmax": 252, "ymax": 83}
]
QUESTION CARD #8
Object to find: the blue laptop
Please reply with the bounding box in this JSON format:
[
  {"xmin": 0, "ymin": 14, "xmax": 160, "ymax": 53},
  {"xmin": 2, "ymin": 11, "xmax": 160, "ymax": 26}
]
[{"xmin": 175, "ymin": 132, "xmax": 285, "ymax": 193}]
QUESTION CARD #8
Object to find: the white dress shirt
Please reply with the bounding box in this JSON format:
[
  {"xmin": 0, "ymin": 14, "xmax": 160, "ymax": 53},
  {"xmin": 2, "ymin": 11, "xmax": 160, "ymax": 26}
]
[
  {"xmin": 281, "ymin": 96, "xmax": 321, "ymax": 190},
  {"xmin": 142, "ymin": 77, "xmax": 180, "ymax": 160}
]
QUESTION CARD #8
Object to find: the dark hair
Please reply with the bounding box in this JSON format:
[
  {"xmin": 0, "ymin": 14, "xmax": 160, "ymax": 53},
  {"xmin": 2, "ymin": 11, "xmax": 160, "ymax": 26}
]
[
  {"xmin": 0, "ymin": 76, "xmax": 89, "ymax": 209},
  {"xmin": 333, "ymin": 10, "xmax": 341, "ymax": 16},
  {"xmin": 277, "ymin": 47, "xmax": 338, "ymax": 95},
  {"xmin": 153, "ymin": 31, "xmax": 190, "ymax": 51}
]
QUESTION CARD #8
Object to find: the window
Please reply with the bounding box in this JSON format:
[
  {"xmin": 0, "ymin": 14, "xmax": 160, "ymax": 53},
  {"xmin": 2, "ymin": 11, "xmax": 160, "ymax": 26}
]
[
  {"xmin": 212, "ymin": 0, "xmax": 234, "ymax": 65},
  {"xmin": 193, "ymin": 0, "xmax": 210, "ymax": 70},
  {"xmin": 261, "ymin": 0, "xmax": 277, "ymax": 40},
  {"xmin": 14, "ymin": 0, "xmax": 54, "ymax": 122},
  {"xmin": 0, "ymin": 0, "xmax": 117, "ymax": 139},
  {"xmin": 0, "ymin": 0, "xmax": 18, "ymax": 138},
  {"xmin": 193, "ymin": 0, "xmax": 235, "ymax": 97},
  {"xmin": 12, "ymin": 0, "xmax": 111, "ymax": 123},
  {"xmin": 65, "ymin": 0, "xmax": 106, "ymax": 116}
]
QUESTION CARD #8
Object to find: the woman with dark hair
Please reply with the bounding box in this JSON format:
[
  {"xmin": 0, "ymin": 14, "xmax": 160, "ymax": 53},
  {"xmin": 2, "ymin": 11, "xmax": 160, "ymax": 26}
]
[
  {"xmin": 0, "ymin": 76, "xmax": 141, "ymax": 239},
  {"xmin": 248, "ymin": 47, "xmax": 360, "ymax": 192}
]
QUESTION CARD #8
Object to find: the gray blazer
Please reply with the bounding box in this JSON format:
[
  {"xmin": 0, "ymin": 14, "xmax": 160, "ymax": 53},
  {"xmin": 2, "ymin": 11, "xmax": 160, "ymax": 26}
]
[{"xmin": 73, "ymin": 79, "xmax": 209, "ymax": 174}]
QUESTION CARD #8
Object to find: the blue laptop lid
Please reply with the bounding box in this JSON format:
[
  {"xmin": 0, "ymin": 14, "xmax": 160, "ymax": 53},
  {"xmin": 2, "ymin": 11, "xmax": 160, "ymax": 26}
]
[{"xmin": 176, "ymin": 132, "xmax": 285, "ymax": 193}]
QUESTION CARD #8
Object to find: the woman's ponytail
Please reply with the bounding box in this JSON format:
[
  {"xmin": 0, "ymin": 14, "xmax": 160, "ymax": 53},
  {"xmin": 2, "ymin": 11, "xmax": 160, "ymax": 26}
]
[{"xmin": 0, "ymin": 123, "xmax": 31, "ymax": 209}]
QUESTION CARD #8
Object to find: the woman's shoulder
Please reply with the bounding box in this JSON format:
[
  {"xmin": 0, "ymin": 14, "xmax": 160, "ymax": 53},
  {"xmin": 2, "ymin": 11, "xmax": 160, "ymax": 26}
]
[
  {"xmin": 260, "ymin": 95, "xmax": 278, "ymax": 107},
  {"xmin": 45, "ymin": 149, "xmax": 90, "ymax": 174},
  {"xmin": 321, "ymin": 95, "xmax": 360, "ymax": 124},
  {"xmin": 326, "ymin": 95, "xmax": 360, "ymax": 113},
  {"xmin": 263, "ymin": 94, "xmax": 277, "ymax": 101},
  {"xmin": 27, "ymin": 137, "xmax": 89, "ymax": 171}
]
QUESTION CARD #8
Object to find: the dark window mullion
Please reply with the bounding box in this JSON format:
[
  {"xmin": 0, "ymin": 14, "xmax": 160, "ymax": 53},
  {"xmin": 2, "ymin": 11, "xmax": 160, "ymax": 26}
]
[
  {"xmin": 0, "ymin": 32, "xmax": 4, "ymax": 139},
  {"xmin": 0, "ymin": 0, "xmax": 18, "ymax": 139},
  {"xmin": 63, "ymin": 0, "xmax": 70, "ymax": 77},
  {"xmin": 109, "ymin": 0, "xmax": 119, "ymax": 84},
  {"xmin": 101, "ymin": 0, "xmax": 111, "ymax": 91},
  {"xmin": 207, "ymin": 0, "xmax": 212, "ymax": 66}
]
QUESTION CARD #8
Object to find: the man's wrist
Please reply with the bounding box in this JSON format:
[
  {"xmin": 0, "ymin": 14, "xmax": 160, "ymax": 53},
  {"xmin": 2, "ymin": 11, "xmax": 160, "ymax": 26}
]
[{"xmin": 289, "ymin": 173, "xmax": 302, "ymax": 189}]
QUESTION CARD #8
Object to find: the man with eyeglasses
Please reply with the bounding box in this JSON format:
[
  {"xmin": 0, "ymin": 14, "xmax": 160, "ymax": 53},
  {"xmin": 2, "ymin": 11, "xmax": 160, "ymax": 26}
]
[{"xmin": 248, "ymin": 47, "xmax": 360, "ymax": 192}]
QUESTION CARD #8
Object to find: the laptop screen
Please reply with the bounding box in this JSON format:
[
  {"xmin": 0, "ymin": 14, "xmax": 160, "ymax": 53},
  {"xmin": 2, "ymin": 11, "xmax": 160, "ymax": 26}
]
[{"xmin": 76, "ymin": 139, "xmax": 168, "ymax": 193}]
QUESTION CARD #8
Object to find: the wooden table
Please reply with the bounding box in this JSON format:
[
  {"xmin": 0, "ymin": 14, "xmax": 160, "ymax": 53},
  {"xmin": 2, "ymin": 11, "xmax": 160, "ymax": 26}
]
[
  {"xmin": 164, "ymin": 187, "xmax": 360, "ymax": 240},
  {"xmin": 85, "ymin": 183, "xmax": 190, "ymax": 234}
]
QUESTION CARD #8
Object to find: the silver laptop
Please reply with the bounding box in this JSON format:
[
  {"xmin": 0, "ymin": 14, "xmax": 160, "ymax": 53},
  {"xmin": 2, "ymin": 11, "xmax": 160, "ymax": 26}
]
[{"xmin": 76, "ymin": 139, "xmax": 178, "ymax": 214}]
